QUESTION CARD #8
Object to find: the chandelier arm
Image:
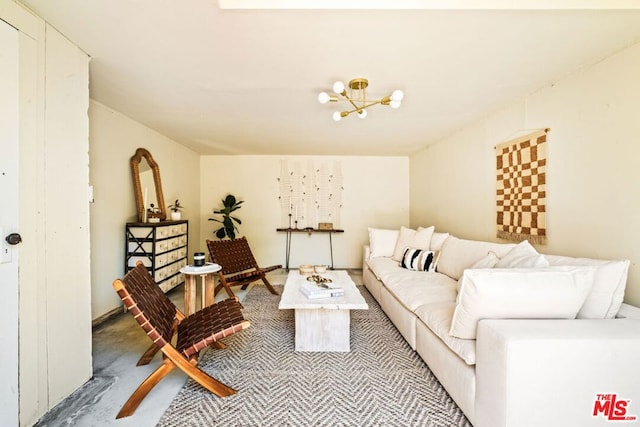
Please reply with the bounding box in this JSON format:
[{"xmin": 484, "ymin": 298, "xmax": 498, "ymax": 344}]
[
  {"xmin": 342, "ymin": 99, "xmax": 384, "ymax": 116},
  {"xmin": 347, "ymin": 100, "xmax": 382, "ymax": 114},
  {"xmin": 340, "ymin": 93, "xmax": 362, "ymax": 111},
  {"xmin": 362, "ymin": 100, "xmax": 383, "ymax": 109}
]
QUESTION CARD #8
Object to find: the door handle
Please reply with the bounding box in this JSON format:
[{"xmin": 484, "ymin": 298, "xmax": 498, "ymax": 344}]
[{"xmin": 5, "ymin": 233, "xmax": 22, "ymax": 245}]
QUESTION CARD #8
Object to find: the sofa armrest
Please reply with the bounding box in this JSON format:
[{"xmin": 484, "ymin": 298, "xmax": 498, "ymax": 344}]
[
  {"xmin": 363, "ymin": 245, "xmax": 372, "ymax": 272},
  {"xmin": 363, "ymin": 245, "xmax": 371, "ymax": 261},
  {"xmin": 475, "ymin": 319, "xmax": 640, "ymax": 427}
]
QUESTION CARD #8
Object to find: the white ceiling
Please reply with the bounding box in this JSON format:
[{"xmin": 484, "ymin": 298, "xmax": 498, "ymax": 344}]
[{"xmin": 17, "ymin": 0, "xmax": 640, "ymax": 156}]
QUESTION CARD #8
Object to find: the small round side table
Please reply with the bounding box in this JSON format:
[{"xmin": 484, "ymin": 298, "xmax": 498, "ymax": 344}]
[{"xmin": 180, "ymin": 263, "xmax": 222, "ymax": 316}]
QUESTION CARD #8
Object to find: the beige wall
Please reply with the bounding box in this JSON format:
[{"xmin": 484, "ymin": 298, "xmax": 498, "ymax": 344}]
[
  {"xmin": 199, "ymin": 156, "xmax": 409, "ymax": 269},
  {"xmin": 410, "ymin": 41, "xmax": 640, "ymax": 307},
  {"xmin": 89, "ymin": 101, "xmax": 201, "ymax": 319},
  {"xmin": 90, "ymin": 143, "xmax": 409, "ymax": 314}
]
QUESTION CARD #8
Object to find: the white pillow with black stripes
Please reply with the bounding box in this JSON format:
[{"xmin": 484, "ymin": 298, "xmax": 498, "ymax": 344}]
[{"xmin": 401, "ymin": 248, "xmax": 436, "ymax": 272}]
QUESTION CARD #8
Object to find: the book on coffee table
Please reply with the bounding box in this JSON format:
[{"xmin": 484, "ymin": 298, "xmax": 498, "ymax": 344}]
[{"xmin": 299, "ymin": 282, "xmax": 344, "ymax": 299}]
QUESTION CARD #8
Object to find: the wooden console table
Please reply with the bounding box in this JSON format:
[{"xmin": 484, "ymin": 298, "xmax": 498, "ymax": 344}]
[{"xmin": 276, "ymin": 227, "xmax": 344, "ymax": 270}]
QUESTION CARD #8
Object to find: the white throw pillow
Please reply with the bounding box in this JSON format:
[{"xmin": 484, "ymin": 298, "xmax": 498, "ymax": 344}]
[
  {"xmin": 368, "ymin": 228, "xmax": 399, "ymax": 258},
  {"xmin": 449, "ymin": 266, "xmax": 595, "ymax": 339},
  {"xmin": 469, "ymin": 251, "xmax": 500, "ymax": 269},
  {"xmin": 437, "ymin": 236, "xmax": 516, "ymax": 280},
  {"xmin": 494, "ymin": 240, "xmax": 550, "ymax": 268},
  {"xmin": 546, "ymin": 255, "xmax": 630, "ymax": 319},
  {"xmin": 429, "ymin": 232, "xmax": 450, "ymax": 252},
  {"xmin": 392, "ymin": 225, "xmax": 435, "ymax": 261},
  {"xmin": 456, "ymin": 252, "xmax": 500, "ymax": 292}
]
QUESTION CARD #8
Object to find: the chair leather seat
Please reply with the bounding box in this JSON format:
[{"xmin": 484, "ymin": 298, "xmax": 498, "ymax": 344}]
[{"xmin": 177, "ymin": 298, "xmax": 248, "ymax": 358}]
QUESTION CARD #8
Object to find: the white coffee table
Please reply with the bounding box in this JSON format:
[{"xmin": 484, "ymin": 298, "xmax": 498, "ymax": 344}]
[{"xmin": 278, "ymin": 270, "xmax": 368, "ymax": 352}]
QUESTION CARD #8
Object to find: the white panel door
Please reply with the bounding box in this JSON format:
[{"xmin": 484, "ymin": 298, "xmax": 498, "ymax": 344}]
[{"xmin": 0, "ymin": 18, "xmax": 20, "ymax": 427}]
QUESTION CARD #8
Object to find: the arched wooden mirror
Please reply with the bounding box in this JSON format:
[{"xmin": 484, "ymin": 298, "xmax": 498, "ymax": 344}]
[{"xmin": 130, "ymin": 148, "xmax": 166, "ymax": 222}]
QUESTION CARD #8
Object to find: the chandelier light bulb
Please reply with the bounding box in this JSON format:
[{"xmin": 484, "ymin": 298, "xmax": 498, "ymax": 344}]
[
  {"xmin": 357, "ymin": 109, "xmax": 368, "ymax": 119},
  {"xmin": 391, "ymin": 90, "xmax": 404, "ymax": 102},
  {"xmin": 390, "ymin": 100, "xmax": 402, "ymax": 109},
  {"xmin": 318, "ymin": 92, "xmax": 330, "ymax": 104},
  {"xmin": 333, "ymin": 81, "xmax": 345, "ymax": 94},
  {"xmin": 332, "ymin": 111, "xmax": 342, "ymax": 121}
]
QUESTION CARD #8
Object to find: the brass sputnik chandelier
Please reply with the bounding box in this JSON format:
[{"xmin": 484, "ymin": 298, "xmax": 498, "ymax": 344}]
[{"xmin": 318, "ymin": 78, "xmax": 404, "ymax": 121}]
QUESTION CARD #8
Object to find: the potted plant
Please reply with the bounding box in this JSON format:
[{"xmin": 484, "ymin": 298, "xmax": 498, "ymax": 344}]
[
  {"xmin": 168, "ymin": 199, "xmax": 183, "ymax": 220},
  {"xmin": 208, "ymin": 194, "xmax": 243, "ymax": 239},
  {"xmin": 146, "ymin": 203, "xmax": 161, "ymax": 222}
]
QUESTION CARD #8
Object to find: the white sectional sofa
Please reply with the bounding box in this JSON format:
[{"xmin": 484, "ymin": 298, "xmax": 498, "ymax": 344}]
[{"xmin": 363, "ymin": 226, "xmax": 640, "ymax": 427}]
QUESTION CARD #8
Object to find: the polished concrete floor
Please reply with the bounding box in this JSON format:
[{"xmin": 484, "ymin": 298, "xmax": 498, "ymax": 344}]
[{"xmin": 35, "ymin": 269, "xmax": 362, "ymax": 427}]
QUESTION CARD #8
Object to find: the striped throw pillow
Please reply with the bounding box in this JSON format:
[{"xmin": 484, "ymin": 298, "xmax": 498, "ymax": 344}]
[{"xmin": 401, "ymin": 248, "xmax": 435, "ymax": 272}]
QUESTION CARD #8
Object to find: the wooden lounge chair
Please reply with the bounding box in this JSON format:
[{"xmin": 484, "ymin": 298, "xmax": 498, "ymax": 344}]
[
  {"xmin": 206, "ymin": 236, "xmax": 281, "ymax": 299},
  {"xmin": 112, "ymin": 261, "xmax": 250, "ymax": 419}
]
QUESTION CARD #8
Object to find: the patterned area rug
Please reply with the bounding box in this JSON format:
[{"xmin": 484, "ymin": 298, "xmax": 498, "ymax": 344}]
[{"xmin": 157, "ymin": 284, "xmax": 471, "ymax": 427}]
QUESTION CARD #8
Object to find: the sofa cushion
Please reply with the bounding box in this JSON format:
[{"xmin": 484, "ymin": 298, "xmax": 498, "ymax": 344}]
[
  {"xmin": 392, "ymin": 226, "xmax": 434, "ymax": 261},
  {"xmin": 494, "ymin": 240, "xmax": 549, "ymax": 268},
  {"xmin": 546, "ymin": 255, "xmax": 630, "ymax": 319},
  {"xmin": 437, "ymin": 236, "xmax": 516, "ymax": 280},
  {"xmin": 414, "ymin": 302, "xmax": 477, "ymax": 365},
  {"xmin": 401, "ymin": 248, "xmax": 436, "ymax": 272},
  {"xmin": 367, "ymin": 256, "xmax": 458, "ymax": 311},
  {"xmin": 384, "ymin": 271, "xmax": 458, "ymax": 311},
  {"xmin": 368, "ymin": 227, "xmax": 399, "ymax": 258},
  {"xmin": 366, "ymin": 256, "xmax": 400, "ymax": 283},
  {"xmin": 449, "ymin": 267, "xmax": 596, "ymax": 339}
]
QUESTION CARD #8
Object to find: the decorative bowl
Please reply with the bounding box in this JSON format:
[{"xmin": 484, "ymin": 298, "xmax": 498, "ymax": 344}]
[
  {"xmin": 299, "ymin": 264, "xmax": 314, "ymax": 275},
  {"xmin": 314, "ymin": 265, "xmax": 327, "ymax": 274}
]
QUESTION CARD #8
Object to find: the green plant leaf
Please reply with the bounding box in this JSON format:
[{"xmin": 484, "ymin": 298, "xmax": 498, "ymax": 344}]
[{"xmin": 212, "ymin": 193, "xmax": 243, "ymax": 239}]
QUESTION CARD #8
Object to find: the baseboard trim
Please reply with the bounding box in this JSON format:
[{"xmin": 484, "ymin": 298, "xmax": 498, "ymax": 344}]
[{"xmin": 92, "ymin": 305, "xmax": 124, "ymax": 328}]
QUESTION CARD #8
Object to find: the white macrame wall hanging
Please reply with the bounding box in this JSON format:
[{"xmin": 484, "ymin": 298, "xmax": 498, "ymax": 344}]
[{"xmin": 278, "ymin": 159, "xmax": 343, "ymax": 229}]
